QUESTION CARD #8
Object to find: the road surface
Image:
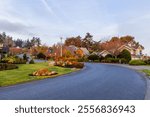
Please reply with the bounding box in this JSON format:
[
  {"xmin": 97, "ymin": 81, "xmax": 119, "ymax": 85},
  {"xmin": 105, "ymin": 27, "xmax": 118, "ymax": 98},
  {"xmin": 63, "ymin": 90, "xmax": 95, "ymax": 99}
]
[{"xmin": 0, "ymin": 63, "xmax": 146, "ymax": 100}]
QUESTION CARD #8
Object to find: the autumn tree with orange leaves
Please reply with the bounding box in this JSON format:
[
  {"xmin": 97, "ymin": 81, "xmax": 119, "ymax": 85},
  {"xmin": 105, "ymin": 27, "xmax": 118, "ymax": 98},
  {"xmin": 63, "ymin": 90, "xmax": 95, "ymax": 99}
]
[
  {"xmin": 65, "ymin": 36, "xmax": 82, "ymax": 47},
  {"xmin": 100, "ymin": 35, "xmax": 137, "ymax": 57}
]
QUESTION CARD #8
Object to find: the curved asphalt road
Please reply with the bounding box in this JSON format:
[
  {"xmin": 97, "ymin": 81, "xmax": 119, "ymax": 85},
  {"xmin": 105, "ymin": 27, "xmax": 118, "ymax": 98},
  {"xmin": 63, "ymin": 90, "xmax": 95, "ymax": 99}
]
[{"xmin": 0, "ymin": 63, "xmax": 146, "ymax": 100}]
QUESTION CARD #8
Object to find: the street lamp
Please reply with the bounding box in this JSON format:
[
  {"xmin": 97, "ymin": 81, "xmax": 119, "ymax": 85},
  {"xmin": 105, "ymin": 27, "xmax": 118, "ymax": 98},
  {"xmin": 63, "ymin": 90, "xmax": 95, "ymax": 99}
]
[{"xmin": 60, "ymin": 37, "xmax": 63, "ymax": 57}]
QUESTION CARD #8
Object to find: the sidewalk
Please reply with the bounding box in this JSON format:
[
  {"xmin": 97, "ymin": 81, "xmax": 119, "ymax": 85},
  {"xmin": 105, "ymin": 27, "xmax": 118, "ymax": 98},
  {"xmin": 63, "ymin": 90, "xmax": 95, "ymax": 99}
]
[{"xmin": 117, "ymin": 64, "xmax": 150, "ymax": 71}]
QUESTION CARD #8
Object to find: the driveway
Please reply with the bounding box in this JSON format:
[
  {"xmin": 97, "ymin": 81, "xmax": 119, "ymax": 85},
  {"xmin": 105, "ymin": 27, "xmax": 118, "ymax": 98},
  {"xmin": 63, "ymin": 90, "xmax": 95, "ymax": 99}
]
[{"xmin": 0, "ymin": 63, "xmax": 146, "ymax": 100}]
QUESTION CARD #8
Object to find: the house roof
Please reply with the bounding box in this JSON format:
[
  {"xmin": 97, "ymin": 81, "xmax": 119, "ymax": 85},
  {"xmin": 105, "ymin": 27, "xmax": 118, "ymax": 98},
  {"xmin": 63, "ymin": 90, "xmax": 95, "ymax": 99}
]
[
  {"xmin": 99, "ymin": 50, "xmax": 111, "ymax": 54},
  {"xmin": 64, "ymin": 46, "xmax": 78, "ymax": 56},
  {"xmin": 98, "ymin": 50, "xmax": 112, "ymax": 57},
  {"xmin": 9, "ymin": 47, "xmax": 23, "ymax": 54},
  {"xmin": 118, "ymin": 45, "xmax": 134, "ymax": 52},
  {"xmin": 118, "ymin": 43, "xmax": 144, "ymax": 52},
  {"xmin": 80, "ymin": 47, "xmax": 89, "ymax": 55},
  {"xmin": 68, "ymin": 45, "xmax": 78, "ymax": 51},
  {"xmin": 128, "ymin": 41, "xmax": 144, "ymax": 49},
  {"xmin": 0, "ymin": 43, "xmax": 3, "ymax": 48},
  {"xmin": 91, "ymin": 52, "xmax": 98, "ymax": 55}
]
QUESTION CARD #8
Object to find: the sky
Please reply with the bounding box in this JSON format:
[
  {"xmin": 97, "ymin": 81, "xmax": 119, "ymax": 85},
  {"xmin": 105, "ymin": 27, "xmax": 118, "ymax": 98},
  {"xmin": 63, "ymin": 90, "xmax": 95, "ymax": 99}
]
[{"xmin": 0, "ymin": 0, "xmax": 150, "ymax": 55}]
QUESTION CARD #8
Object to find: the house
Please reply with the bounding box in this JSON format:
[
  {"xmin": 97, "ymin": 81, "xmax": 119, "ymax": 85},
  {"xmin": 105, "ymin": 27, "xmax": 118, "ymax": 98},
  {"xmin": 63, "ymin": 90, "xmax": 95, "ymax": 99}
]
[
  {"xmin": 98, "ymin": 50, "xmax": 112, "ymax": 57},
  {"xmin": 90, "ymin": 51, "xmax": 98, "ymax": 55},
  {"xmin": 0, "ymin": 43, "xmax": 3, "ymax": 59},
  {"xmin": 64, "ymin": 45, "xmax": 78, "ymax": 57},
  {"xmin": 75, "ymin": 47, "xmax": 89, "ymax": 57},
  {"xmin": 99, "ymin": 41, "xmax": 144, "ymax": 60},
  {"xmin": 50, "ymin": 44, "xmax": 90, "ymax": 59},
  {"xmin": 68, "ymin": 45, "xmax": 78, "ymax": 51},
  {"xmin": 0, "ymin": 43, "xmax": 3, "ymax": 48},
  {"xmin": 9, "ymin": 47, "xmax": 23, "ymax": 55},
  {"xmin": 142, "ymin": 55, "xmax": 150, "ymax": 60},
  {"xmin": 80, "ymin": 48, "xmax": 89, "ymax": 56},
  {"xmin": 0, "ymin": 43, "xmax": 9, "ymax": 59},
  {"xmin": 118, "ymin": 43, "xmax": 144, "ymax": 60}
]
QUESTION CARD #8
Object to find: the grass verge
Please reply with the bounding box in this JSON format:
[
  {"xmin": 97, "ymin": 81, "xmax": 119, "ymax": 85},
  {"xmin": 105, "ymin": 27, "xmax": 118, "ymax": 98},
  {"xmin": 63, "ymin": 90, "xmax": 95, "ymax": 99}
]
[
  {"xmin": 142, "ymin": 69, "xmax": 150, "ymax": 76},
  {"xmin": 0, "ymin": 62, "xmax": 78, "ymax": 87}
]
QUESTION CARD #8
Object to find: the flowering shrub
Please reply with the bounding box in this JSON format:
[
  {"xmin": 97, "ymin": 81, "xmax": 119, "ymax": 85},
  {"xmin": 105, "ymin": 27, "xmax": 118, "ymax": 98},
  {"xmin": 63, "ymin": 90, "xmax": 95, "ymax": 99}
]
[
  {"xmin": 31, "ymin": 68, "xmax": 57, "ymax": 76},
  {"xmin": 71, "ymin": 61, "xmax": 84, "ymax": 68},
  {"xmin": 54, "ymin": 60, "xmax": 84, "ymax": 68}
]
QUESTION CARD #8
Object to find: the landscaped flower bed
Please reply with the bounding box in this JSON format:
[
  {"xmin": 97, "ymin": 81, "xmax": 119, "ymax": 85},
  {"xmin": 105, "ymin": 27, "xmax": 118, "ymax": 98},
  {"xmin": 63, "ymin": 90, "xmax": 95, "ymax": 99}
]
[
  {"xmin": 0, "ymin": 62, "xmax": 76, "ymax": 87},
  {"xmin": 31, "ymin": 68, "xmax": 58, "ymax": 76},
  {"xmin": 54, "ymin": 60, "xmax": 84, "ymax": 68}
]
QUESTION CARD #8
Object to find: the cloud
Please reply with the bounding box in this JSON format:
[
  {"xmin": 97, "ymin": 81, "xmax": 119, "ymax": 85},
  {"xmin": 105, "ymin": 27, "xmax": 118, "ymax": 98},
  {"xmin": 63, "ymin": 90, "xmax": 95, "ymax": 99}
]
[
  {"xmin": 0, "ymin": 19, "xmax": 31, "ymax": 33},
  {"xmin": 0, "ymin": 19, "xmax": 37, "ymax": 40},
  {"xmin": 40, "ymin": 0, "xmax": 54, "ymax": 15},
  {"xmin": 0, "ymin": 0, "xmax": 149, "ymax": 55}
]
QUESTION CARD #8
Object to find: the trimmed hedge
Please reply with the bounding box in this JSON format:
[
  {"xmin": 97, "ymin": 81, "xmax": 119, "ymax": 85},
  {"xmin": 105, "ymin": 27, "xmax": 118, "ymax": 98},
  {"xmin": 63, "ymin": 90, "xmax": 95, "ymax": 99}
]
[
  {"xmin": 0, "ymin": 63, "xmax": 18, "ymax": 71},
  {"xmin": 129, "ymin": 60, "xmax": 146, "ymax": 65}
]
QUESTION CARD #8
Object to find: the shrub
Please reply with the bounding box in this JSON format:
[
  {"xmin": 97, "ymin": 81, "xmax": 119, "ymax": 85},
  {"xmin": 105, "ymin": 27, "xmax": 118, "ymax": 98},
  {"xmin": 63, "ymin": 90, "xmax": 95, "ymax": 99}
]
[
  {"xmin": 37, "ymin": 52, "xmax": 46, "ymax": 59},
  {"xmin": 31, "ymin": 68, "xmax": 57, "ymax": 76},
  {"xmin": 64, "ymin": 58, "xmax": 77, "ymax": 62},
  {"xmin": 120, "ymin": 58, "xmax": 128, "ymax": 64},
  {"xmin": 29, "ymin": 59, "xmax": 35, "ymax": 64},
  {"xmin": 0, "ymin": 63, "xmax": 18, "ymax": 71},
  {"xmin": 72, "ymin": 62, "xmax": 84, "ymax": 68},
  {"xmin": 88, "ymin": 54, "xmax": 99, "ymax": 61},
  {"xmin": 118, "ymin": 50, "xmax": 131, "ymax": 63},
  {"xmin": 111, "ymin": 58, "xmax": 119, "ymax": 63},
  {"xmin": 54, "ymin": 60, "xmax": 84, "ymax": 68},
  {"xmin": 1, "ymin": 56, "xmax": 26, "ymax": 64},
  {"xmin": 129, "ymin": 60, "xmax": 146, "ymax": 65},
  {"xmin": 105, "ymin": 54, "xmax": 114, "ymax": 59},
  {"xmin": 99, "ymin": 56, "xmax": 105, "ymax": 62},
  {"xmin": 144, "ymin": 59, "xmax": 150, "ymax": 65},
  {"xmin": 102, "ymin": 58, "xmax": 119, "ymax": 63},
  {"xmin": 78, "ymin": 57, "xmax": 88, "ymax": 62},
  {"xmin": 23, "ymin": 54, "xmax": 28, "ymax": 61},
  {"xmin": 14, "ymin": 58, "xmax": 26, "ymax": 64},
  {"xmin": 54, "ymin": 61, "xmax": 63, "ymax": 67}
]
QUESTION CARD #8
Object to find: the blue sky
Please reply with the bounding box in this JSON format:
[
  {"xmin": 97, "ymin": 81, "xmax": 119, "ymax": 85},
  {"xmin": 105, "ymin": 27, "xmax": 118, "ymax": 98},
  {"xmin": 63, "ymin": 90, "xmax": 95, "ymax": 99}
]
[{"xmin": 0, "ymin": 0, "xmax": 150, "ymax": 55}]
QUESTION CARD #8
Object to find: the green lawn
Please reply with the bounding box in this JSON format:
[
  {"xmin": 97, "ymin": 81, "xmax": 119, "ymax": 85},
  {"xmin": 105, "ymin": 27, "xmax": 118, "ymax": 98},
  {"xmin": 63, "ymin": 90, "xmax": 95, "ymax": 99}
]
[
  {"xmin": 0, "ymin": 62, "xmax": 77, "ymax": 87},
  {"xmin": 142, "ymin": 69, "xmax": 150, "ymax": 76}
]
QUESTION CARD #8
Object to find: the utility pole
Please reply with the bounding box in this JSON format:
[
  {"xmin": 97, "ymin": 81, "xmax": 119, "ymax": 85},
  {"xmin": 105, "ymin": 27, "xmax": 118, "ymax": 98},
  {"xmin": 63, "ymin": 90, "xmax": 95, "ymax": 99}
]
[{"xmin": 60, "ymin": 37, "xmax": 63, "ymax": 57}]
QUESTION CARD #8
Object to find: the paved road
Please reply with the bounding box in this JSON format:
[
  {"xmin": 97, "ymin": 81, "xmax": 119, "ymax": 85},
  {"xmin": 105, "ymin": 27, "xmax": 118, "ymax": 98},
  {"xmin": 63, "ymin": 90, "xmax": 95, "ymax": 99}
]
[{"xmin": 0, "ymin": 63, "xmax": 146, "ymax": 100}]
